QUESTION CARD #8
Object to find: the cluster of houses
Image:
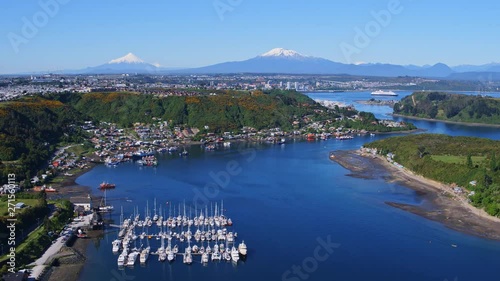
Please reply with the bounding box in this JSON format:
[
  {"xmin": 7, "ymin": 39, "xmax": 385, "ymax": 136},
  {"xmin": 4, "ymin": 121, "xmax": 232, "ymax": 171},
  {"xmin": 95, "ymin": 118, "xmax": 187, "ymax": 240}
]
[{"xmin": 360, "ymin": 147, "xmax": 405, "ymax": 169}]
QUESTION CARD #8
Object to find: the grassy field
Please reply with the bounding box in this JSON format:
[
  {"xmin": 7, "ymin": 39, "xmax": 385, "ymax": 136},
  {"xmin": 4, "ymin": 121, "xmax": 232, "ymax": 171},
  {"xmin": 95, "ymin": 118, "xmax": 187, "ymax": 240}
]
[
  {"xmin": 0, "ymin": 198, "xmax": 41, "ymax": 216},
  {"xmin": 65, "ymin": 143, "xmax": 93, "ymax": 156},
  {"xmin": 431, "ymin": 155, "xmax": 486, "ymax": 165}
]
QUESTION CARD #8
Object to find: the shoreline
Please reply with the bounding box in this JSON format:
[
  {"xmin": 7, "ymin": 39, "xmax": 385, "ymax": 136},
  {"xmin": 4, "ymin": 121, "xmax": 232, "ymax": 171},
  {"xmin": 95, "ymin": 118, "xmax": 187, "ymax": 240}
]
[
  {"xmin": 355, "ymin": 100, "xmax": 396, "ymax": 107},
  {"xmin": 329, "ymin": 150, "xmax": 500, "ymax": 240},
  {"xmin": 372, "ymin": 128, "xmax": 424, "ymax": 135},
  {"xmin": 393, "ymin": 114, "xmax": 500, "ymax": 128}
]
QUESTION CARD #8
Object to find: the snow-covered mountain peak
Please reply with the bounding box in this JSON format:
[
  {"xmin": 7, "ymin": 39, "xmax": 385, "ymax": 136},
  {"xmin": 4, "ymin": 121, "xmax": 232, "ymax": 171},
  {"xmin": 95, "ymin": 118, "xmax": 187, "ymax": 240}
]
[
  {"xmin": 260, "ymin": 48, "xmax": 307, "ymax": 58},
  {"xmin": 108, "ymin": 53, "xmax": 145, "ymax": 64}
]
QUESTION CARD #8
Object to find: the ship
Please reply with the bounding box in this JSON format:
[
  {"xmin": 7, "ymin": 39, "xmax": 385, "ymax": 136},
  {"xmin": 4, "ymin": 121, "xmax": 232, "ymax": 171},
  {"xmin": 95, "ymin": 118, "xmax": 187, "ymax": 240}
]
[
  {"xmin": 371, "ymin": 90, "xmax": 398, "ymax": 96},
  {"xmin": 99, "ymin": 181, "xmax": 116, "ymax": 190}
]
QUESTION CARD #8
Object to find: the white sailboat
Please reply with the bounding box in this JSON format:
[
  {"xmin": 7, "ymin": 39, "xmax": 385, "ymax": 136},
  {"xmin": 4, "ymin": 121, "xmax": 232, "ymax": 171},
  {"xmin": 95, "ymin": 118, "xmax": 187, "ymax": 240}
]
[
  {"xmin": 117, "ymin": 248, "xmax": 128, "ymax": 266},
  {"xmin": 127, "ymin": 250, "xmax": 138, "ymax": 266},
  {"xmin": 231, "ymin": 246, "xmax": 239, "ymax": 262},
  {"xmin": 99, "ymin": 189, "xmax": 114, "ymax": 212},
  {"xmin": 112, "ymin": 239, "xmax": 121, "ymax": 253},
  {"xmin": 238, "ymin": 240, "xmax": 247, "ymax": 256},
  {"xmin": 183, "ymin": 240, "xmax": 193, "ymax": 264},
  {"xmin": 139, "ymin": 246, "xmax": 150, "ymax": 264},
  {"xmin": 158, "ymin": 235, "xmax": 166, "ymax": 262},
  {"xmin": 167, "ymin": 238, "xmax": 175, "ymax": 262},
  {"xmin": 211, "ymin": 244, "xmax": 221, "ymax": 261},
  {"xmin": 202, "ymin": 252, "xmax": 209, "ymax": 264}
]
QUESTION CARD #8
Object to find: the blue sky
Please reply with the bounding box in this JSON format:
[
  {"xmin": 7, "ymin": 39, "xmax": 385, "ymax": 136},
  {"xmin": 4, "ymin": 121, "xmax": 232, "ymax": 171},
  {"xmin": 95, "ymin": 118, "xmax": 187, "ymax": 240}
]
[{"xmin": 1, "ymin": 0, "xmax": 499, "ymax": 74}]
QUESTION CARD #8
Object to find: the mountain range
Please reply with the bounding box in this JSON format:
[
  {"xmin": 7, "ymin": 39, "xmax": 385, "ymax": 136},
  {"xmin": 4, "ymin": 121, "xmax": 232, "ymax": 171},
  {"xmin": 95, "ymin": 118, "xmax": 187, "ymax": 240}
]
[{"xmin": 60, "ymin": 48, "xmax": 500, "ymax": 80}]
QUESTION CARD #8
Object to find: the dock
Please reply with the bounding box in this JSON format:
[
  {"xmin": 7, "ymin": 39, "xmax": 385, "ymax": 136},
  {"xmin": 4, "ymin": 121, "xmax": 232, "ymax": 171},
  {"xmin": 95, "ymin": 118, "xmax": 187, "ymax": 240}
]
[{"xmin": 112, "ymin": 200, "xmax": 248, "ymax": 268}]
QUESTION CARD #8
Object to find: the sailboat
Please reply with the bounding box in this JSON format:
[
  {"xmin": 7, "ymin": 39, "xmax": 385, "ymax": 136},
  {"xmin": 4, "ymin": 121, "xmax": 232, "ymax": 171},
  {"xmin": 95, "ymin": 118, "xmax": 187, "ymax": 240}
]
[
  {"xmin": 99, "ymin": 189, "xmax": 113, "ymax": 212},
  {"xmin": 117, "ymin": 248, "xmax": 128, "ymax": 266},
  {"xmin": 183, "ymin": 239, "xmax": 193, "ymax": 264},
  {"xmin": 112, "ymin": 239, "xmax": 121, "ymax": 253},
  {"xmin": 201, "ymin": 251, "xmax": 209, "ymax": 264},
  {"xmin": 158, "ymin": 235, "xmax": 166, "ymax": 262},
  {"xmin": 167, "ymin": 238, "xmax": 175, "ymax": 262},
  {"xmin": 211, "ymin": 244, "xmax": 221, "ymax": 261},
  {"xmin": 179, "ymin": 148, "xmax": 189, "ymax": 157},
  {"xmin": 231, "ymin": 246, "xmax": 239, "ymax": 262},
  {"xmin": 140, "ymin": 246, "xmax": 150, "ymax": 264},
  {"xmin": 238, "ymin": 240, "xmax": 247, "ymax": 256}
]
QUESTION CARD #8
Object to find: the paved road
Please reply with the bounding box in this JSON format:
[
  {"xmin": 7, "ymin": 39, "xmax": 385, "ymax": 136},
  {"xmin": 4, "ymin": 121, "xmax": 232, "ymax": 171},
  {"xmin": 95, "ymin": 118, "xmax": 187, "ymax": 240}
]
[{"xmin": 28, "ymin": 214, "xmax": 93, "ymax": 280}]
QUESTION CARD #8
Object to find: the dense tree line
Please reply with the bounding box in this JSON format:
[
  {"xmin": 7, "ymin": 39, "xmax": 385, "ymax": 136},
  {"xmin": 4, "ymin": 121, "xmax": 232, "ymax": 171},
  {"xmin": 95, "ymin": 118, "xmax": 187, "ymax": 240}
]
[
  {"xmin": 365, "ymin": 134, "xmax": 500, "ymax": 216},
  {"xmin": 394, "ymin": 92, "xmax": 500, "ymax": 124},
  {"xmin": 56, "ymin": 90, "xmax": 335, "ymax": 131},
  {"xmin": 0, "ymin": 97, "xmax": 86, "ymax": 184}
]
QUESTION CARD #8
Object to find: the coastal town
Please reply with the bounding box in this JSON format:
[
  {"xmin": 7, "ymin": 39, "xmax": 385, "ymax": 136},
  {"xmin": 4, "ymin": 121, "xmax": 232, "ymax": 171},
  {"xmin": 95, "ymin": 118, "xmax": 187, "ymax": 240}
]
[{"xmin": 0, "ymin": 73, "xmax": 492, "ymax": 102}]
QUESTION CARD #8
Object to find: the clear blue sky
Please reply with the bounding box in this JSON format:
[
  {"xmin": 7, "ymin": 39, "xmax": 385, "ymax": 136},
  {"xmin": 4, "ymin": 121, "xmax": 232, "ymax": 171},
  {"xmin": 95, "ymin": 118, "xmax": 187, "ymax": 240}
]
[{"xmin": 1, "ymin": 0, "xmax": 499, "ymax": 74}]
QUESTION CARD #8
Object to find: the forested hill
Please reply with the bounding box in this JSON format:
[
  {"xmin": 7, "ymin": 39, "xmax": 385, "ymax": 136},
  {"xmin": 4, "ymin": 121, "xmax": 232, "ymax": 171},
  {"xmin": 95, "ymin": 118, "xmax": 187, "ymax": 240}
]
[
  {"xmin": 364, "ymin": 134, "xmax": 500, "ymax": 216},
  {"xmin": 0, "ymin": 97, "xmax": 86, "ymax": 181},
  {"xmin": 393, "ymin": 92, "xmax": 500, "ymax": 125},
  {"xmin": 58, "ymin": 90, "xmax": 322, "ymax": 131}
]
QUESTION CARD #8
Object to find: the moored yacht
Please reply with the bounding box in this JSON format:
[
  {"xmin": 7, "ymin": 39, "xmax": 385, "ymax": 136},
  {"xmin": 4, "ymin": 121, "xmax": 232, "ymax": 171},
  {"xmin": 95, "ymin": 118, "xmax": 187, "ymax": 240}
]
[
  {"xmin": 117, "ymin": 249, "xmax": 128, "ymax": 266},
  {"xmin": 139, "ymin": 246, "xmax": 150, "ymax": 264},
  {"xmin": 183, "ymin": 251, "xmax": 193, "ymax": 264},
  {"xmin": 127, "ymin": 250, "xmax": 138, "ymax": 266},
  {"xmin": 231, "ymin": 246, "xmax": 239, "ymax": 262},
  {"xmin": 202, "ymin": 252, "xmax": 209, "ymax": 264},
  {"xmin": 112, "ymin": 239, "xmax": 121, "ymax": 253},
  {"xmin": 238, "ymin": 240, "xmax": 247, "ymax": 256}
]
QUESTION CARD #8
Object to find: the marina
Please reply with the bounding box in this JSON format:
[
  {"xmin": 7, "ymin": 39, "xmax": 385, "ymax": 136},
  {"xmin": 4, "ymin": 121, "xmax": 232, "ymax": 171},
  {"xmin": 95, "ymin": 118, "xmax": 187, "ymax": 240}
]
[{"xmin": 111, "ymin": 200, "xmax": 247, "ymax": 268}]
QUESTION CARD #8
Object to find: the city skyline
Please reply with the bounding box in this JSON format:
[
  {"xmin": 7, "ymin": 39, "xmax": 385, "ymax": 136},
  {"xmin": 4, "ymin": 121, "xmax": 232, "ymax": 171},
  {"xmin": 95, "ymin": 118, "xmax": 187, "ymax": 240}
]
[{"xmin": 1, "ymin": 0, "xmax": 500, "ymax": 74}]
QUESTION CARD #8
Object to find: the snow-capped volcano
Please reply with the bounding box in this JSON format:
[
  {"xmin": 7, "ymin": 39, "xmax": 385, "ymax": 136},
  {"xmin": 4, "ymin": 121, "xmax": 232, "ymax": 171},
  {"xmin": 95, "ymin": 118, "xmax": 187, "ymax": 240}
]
[
  {"xmin": 108, "ymin": 53, "xmax": 145, "ymax": 64},
  {"xmin": 259, "ymin": 48, "xmax": 308, "ymax": 58},
  {"xmin": 80, "ymin": 53, "xmax": 159, "ymax": 74}
]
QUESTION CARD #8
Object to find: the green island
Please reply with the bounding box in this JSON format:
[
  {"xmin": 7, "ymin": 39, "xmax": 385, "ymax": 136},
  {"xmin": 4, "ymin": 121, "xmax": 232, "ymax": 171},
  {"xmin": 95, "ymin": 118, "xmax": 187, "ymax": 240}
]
[
  {"xmin": 364, "ymin": 134, "xmax": 500, "ymax": 216},
  {"xmin": 394, "ymin": 91, "xmax": 500, "ymax": 125}
]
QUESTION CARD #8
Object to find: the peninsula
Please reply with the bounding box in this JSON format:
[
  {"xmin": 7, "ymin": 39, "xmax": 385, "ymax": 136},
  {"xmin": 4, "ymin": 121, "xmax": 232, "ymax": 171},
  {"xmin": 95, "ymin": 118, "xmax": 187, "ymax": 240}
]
[
  {"xmin": 394, "ymin": 91, "xmax": 500, "ymax": 125},
  {"xmin": 330, "ymin": 134, "xmax": 500, "ymax": 240}
]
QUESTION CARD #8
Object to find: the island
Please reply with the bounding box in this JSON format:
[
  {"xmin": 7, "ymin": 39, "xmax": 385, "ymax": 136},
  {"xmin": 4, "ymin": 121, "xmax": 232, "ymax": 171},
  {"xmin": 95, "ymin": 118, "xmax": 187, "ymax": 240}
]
[
  {"xmin": 329, "ymin": 134, "xmax": 500, "ymax": 239},
  {"xmin": 394, "ymin": 91, "xmax": 500, "ymax": 126}
]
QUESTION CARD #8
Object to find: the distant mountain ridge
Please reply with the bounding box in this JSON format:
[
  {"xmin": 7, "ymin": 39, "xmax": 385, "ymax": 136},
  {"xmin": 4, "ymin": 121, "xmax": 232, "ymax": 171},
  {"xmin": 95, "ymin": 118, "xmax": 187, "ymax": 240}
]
[
  {"xmin": 178, "ymin": 48, "xmax": 454, "ymax": 77},
  {"xmin": 48, "ymin": 49, "xmax": 500, "ymax": 79}
]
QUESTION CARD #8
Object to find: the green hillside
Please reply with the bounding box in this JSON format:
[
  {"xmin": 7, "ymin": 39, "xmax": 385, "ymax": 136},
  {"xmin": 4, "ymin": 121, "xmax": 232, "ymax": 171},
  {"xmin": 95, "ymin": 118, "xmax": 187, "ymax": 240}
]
[
  {"xmin": 394, "ymin": 91, "xmax": 500, "ymax": 125},
  {"xmin": 0, "ymin": 97, "xmax": 86, "ymax": 183}
]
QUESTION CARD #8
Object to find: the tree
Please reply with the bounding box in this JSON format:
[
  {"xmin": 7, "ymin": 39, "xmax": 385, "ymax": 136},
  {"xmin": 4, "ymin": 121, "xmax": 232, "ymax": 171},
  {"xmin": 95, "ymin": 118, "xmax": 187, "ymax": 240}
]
[
  {"xmin": 491, "ymin": 152, "xmax": 498, "ymax": 172},
  {"xmin": 483, "ymin": 174, "xmax": 493, "ymax": 187},
  {"xmin": 43, "ymin": 216, "xmax": 52, "ymax": 232},
  {"xmin": 417, "ymin": 146, "xmax": 428, "ymax": 158},
  {"xmin": 466, "ymin": 154, "xmax": 473, "ymax": 169}
]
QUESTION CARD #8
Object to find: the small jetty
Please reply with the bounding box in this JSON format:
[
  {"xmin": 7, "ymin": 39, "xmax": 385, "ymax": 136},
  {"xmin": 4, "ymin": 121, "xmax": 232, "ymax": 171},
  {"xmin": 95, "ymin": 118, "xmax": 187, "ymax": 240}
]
[{"xmin": 112, "ymin": 200, "xmax": 248, "ymax": 268}]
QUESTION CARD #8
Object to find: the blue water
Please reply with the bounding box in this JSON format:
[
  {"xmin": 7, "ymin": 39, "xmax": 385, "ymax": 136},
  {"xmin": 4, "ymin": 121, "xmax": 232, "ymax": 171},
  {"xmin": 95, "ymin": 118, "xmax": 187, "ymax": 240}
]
[{"xmin": 77, "ymin": 92, "xmax": 500, "ymax": 281}]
